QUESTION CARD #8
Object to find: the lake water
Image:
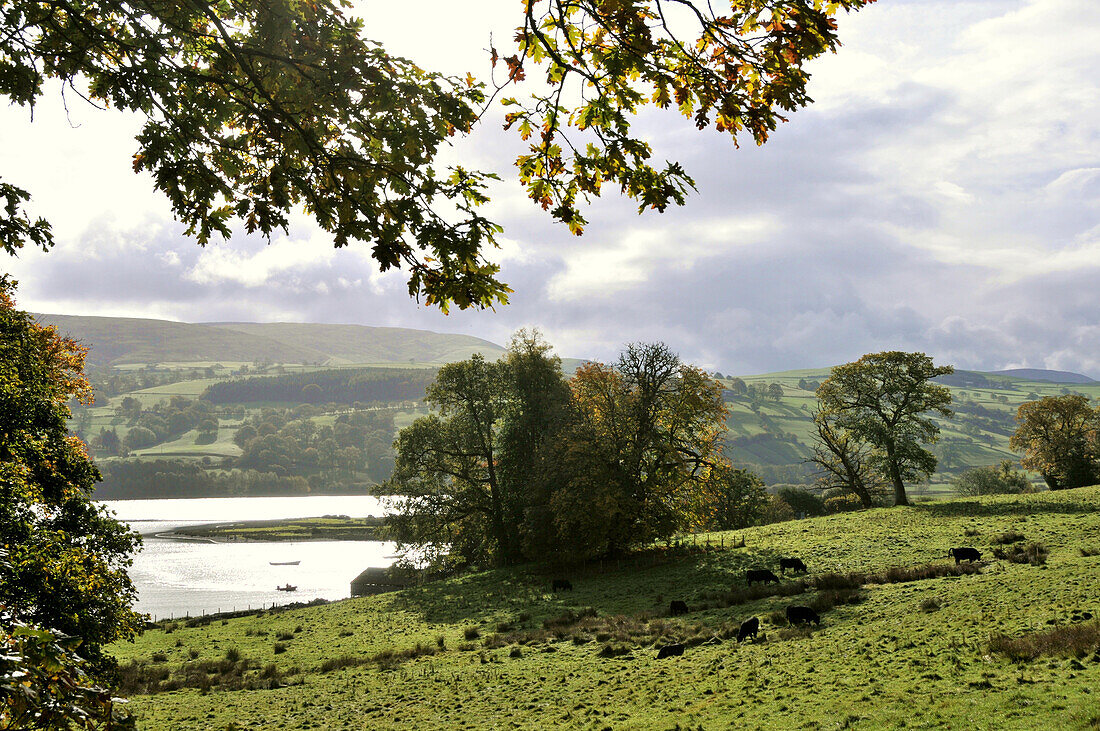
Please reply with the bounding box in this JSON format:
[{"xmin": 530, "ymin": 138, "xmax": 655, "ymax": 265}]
[{"xmin": 100, "ymin": 496, "xmax": 397, "ymax": 620}]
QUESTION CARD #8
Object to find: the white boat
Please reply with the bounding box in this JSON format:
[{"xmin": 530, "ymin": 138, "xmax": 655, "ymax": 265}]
[{"xmin": 269, "ymin": 560, "xmax": 300, "ymax": 565}]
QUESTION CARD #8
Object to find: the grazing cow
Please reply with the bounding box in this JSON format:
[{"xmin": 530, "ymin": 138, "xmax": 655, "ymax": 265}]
[
  {"xmin": 948, "ymin": 547, "xmax": 981, "ymax": 564},
  {"xmin": 669, "ymin": 600, "xmax": 689, "ymax": 616},
  {"xmin": 785, "ymin": 605, "xmax": 821, "ymax": 626},
  {"xmin": 656, "ymin": 643, "xmax": 685, "ymax": 659},
  {"xmin": 737, "ymin": 616, "xmax": 759, "ymax": 643},
  {"xmin": 551, "ymin": 578, "xmax": 573, "ymax": 592},
  {"xmin": 746, "ymin": 569, "xmax": 780, "ymax": 586},
  {"xmin": 779, "ymin": 557, "xmax": 808, "ymax": 574}
]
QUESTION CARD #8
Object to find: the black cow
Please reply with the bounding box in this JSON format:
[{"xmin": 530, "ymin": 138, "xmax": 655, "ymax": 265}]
[
  {"xmin": 669, "ymin": 600, "xmax": 689, "ymax": 616},
  {"xmin": 551, "ymin": 578, "xmax": 573, "ymax": 591},
  {"xmin": 948, "ymin": 547, "xmax": 981, "ymax": 564},
  {"xmin": 656, "ymin": 643, "xmax": 685, "ymax": 659},
  {"xmin": 746, "ymin": 569, "xmax": 780, "ymax": 586},
  {"xmin": 737, "ymin": 616, "xmax": 759, "ymax": 643},
  {"xmin": 779, "ymin": 557, "xmax": 807, "ymax": 574},
  {"xmin": 786, "ymin": 605, "xmax": 820, "ymax": 626}
]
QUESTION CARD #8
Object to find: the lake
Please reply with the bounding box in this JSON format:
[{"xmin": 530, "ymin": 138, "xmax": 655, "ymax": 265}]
[{"xmin": 100, "ymin": 496, "xmax": 397, "ymax": 620}]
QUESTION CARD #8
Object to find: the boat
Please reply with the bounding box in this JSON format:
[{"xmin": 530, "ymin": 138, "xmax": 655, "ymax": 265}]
[
  {"xmin": 276, "ymin": 584, "xmax": 297, "ymax": 592},
  {"xmin": 269, "ymin": 560, "xmax": 300, "ymax": 566}
]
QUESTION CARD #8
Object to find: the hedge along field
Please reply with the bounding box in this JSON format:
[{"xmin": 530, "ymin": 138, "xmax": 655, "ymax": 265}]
[{"xmin": 109, "ymin": 487, "xmax": 1100, "ymax": 730}]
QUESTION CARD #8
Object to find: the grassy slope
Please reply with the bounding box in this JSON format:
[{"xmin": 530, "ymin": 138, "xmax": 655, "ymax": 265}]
[{"xmin": 112, "ymin": 487, "xmax": 1100, "ymax": 730}]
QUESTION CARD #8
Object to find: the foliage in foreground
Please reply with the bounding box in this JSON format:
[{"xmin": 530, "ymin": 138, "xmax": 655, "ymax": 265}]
[
  {"xmin": 1, "ymin": 612, "xmax": 133, "ymax": 730},
  {"xmin": 0, "ymin": 1, "xmax": 874, "ymax": 310},
  {"xmin": 0, "ymin": 278, "xmax": 142, "ymax": 674}
]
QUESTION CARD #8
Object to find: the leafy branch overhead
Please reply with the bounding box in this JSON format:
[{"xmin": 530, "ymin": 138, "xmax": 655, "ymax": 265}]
[
  {"xmin": 503, "ymin": 0, "xmax": 875, "ymax": 233},
  {"xmin": 0, "ymin": 0, "xmax": 872, "ymax": 310}
]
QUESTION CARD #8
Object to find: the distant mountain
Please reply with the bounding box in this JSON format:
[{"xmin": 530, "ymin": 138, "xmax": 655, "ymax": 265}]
[
  {"xmin": 35, "ymin": 313, "xmax": 505, "ymax": 367},
  {"xmin": 989, "ymin": 368, "xmax": 1096, "ymax": 384}
]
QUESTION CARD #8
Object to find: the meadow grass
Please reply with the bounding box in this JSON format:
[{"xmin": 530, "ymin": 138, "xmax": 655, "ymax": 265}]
[{"xmin": 110, "ymin": 486, "xmax": 1100, "ymax": 730}]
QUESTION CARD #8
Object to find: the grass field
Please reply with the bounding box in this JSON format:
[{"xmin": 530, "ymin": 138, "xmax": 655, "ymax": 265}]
[{"xmin": 111, "ymin": 486, "xmax": 1100, "ymax": 729}]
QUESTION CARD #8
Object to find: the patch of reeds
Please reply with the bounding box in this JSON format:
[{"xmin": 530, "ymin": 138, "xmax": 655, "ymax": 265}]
[
  {"xmin": 868, "ymin": 561, "xmax": 981, "ymax": 584},
  {"xmin": 989, "ymin": 620, "xmax": 1100, "ymax": 662},
  {"xmin": 993, "ymin": 542, "xmax": 1047, "ymax": 565},
  {"xmin": 992, "ymin": 530, "xmax": 1027, "ymax": 545},
  {"xmin": 116, "ymin": 654, "xmax": 296, "ymax": 695},
  {"xmin": 920, "ymin": 598, "xmax": 942, "ymax": 613}
]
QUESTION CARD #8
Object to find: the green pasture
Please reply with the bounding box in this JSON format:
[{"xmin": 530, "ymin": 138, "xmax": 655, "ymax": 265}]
[
  {"xmin": 112, "ymin": 486, "xmax": 1100, "ymax": 730},
  {"xmin": 129, "ymin": 427, "xmax": 242, "ymax": 460}
]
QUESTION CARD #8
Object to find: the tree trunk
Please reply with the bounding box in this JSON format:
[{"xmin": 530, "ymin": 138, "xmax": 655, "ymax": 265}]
[{"xmin": 885, "ymin": 441, "xmax": 909, "ymax": 506}]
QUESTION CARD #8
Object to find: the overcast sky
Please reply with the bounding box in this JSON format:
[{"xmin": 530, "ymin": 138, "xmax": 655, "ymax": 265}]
[{"xmin": 2, "ymin": 0, "xmax": 1098, "ymax": 376}]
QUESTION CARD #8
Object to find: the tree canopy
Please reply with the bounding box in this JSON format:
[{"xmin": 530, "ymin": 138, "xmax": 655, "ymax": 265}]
[
  {"xmin": 1010, "ymin": 395, "xmax": 1100, "ymax": 491},
  {"xmin": 384, "ymin": 337, "xmax": 731, "ymax": 565},
  {"xmin": 1, "ymin": 0, "xmax": 873, "ymax": 310},
  {"xmin": 816, "ymin": 351, "xmax": 953, "ymax": 507}
]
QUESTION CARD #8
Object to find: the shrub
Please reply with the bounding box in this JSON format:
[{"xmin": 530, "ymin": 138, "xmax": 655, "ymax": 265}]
[
  {"xmin": 463, "ymin": 626, "xmax": 480, "ymax": 640},
  {"xmin": 1080, "ymin": 546, "xmax": 1100, "ymax": 557},
  {"xmin": 777, "ymin": 486, "xmax": 826, "ymax": 517},
  {"xmin": 824, "ymin": 493, "xmax": 863, "ymax": 514},
  {"xmin": 760, "ymin": 494, "xmax": 796, "ymax": 524},
  {"xmin": 992, "ymin": 530, "xmax": 1026, "ymax": 544},
  {"xmin": 273, "ymin": 643, "xmax": 287, "ymax": 654},
  {"xmin": 920, "ymin": 598, "xmax": 942, "ymax": 613},
  {"xmin": 951, "ymin": 462, "xmax": 1031, "ymax": 496}
]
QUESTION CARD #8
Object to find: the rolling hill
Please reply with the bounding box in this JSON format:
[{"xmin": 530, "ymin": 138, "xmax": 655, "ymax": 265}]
[{"xmin": 34, "ymin": 313, "xmax": 506, "ymax": 367}]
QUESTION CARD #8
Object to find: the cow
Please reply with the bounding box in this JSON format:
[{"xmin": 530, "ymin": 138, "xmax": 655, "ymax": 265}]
[
  {"xmin": 656, "ymin": 643, "xmax": 685, "ymax": 659},
  {"xmin": 779, "ymin": 557, "xmax": 808, "ymax": 574},
  {"xmin": 551, "ymin": 578, "xmax": 573, "ymax": 592},
  {"xmin": 746, "ymin": 569, "xmax": 780, "ymax": 586},
  {"xmin": 785, "ymin": 605, "xmax": 821, "ymax": 626},
  {"xmin": 669, "ymin": 600, "xmax": 689, "ymax": 616},
  {"xmin": 948, "ymin": 547, "xmax": 981, "ymax": 564},
  {"xmin": 737, "ymin": 616, "xmax": 759, "ymax": 643}
]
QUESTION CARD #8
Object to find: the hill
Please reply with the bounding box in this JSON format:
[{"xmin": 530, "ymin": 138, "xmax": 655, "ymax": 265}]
[
  {"xmin": 34, "ymin": 313, "xmax": 506, "ymax": 367},
  {"xmin": 110, "ymin": 486, "xmax": 1100, "ymax": 729},
  {"xmin": 990, "ymin": 368, "xmax": 1096, "ymax": 384},
  {"xmin": 716, "ymin": 368, "xmax": 1100, "ymax": 488}
]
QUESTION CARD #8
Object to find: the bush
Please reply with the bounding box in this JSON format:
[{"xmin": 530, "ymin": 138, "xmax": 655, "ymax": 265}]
[
  {"xmin": 760, "ymin": 494, "xmax": 796, "ymax": 525},
  {"xmin": 463, "ymin": 626, "xmax": 480, "ymax": 640},
  {"xmin": 824, "ymin": 493, "xmax": 863, "ymax": 514},
  {"xmin": 951, "ymin": 462, "xmax": 1031, "ymax": 496},
  {"xmin": 777, "ymin": 486, "xmax": 826, "ymax": 517}
]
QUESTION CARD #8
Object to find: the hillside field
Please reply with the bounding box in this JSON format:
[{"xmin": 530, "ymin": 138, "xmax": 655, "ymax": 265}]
[{"xmin": 110, "ymin": 486, "xmax": 1100, "ymax": 729}]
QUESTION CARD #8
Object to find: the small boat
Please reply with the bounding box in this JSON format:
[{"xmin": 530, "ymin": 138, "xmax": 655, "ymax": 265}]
[
  {"xmin": 276, "ymin": 584, "xmax": 297, "ymax": 592},
  {"xmin": 269, "ymin": 560, "xmax": 300, "ymax": 566}
]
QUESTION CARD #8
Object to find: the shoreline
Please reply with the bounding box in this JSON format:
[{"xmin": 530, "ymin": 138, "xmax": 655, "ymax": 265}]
[{"xmin": 158, "ymin": 516, "xmax": 388, "ymax": 543}]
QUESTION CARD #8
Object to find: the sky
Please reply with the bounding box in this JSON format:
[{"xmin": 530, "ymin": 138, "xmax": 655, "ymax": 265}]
[{"xmin": 2, "ymin": 0, "xmax": 1099, "ymax": 377}]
